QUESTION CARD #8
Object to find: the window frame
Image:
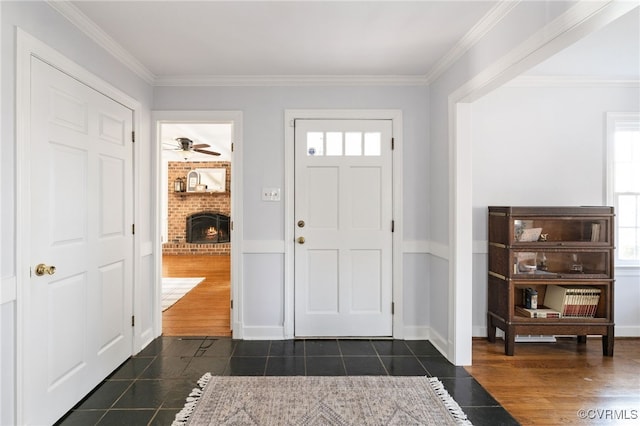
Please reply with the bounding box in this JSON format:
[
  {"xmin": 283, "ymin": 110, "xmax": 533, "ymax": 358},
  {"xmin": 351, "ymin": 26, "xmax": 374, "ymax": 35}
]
[{"xmin": 606, "ymin": 112, "xmax": 640, "ymax": 268}]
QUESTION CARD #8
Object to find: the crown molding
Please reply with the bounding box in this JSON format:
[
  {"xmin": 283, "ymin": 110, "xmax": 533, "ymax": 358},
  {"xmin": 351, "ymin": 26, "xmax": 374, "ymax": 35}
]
[
  {"xmin": 46, "ymin": 0, "xmax": 155, "ymax": 85},
  {"xmin": 48, "ymin": 1, "xmax": 634, "ymax": 89},
  {"xmin": 505, "ymin": 75, "xmax": 640, "ymax": 87},
  {"xmin": 423, "ymin": 0, "xmax": 520, "ymax": 85},
  {"xmin": 44, "ymin": 0, "xmax": 517, "ymax": 88},
  {"xmin": 450, "ymin": 0, "xmax": 639, "ymax": 103},
  {"xmin": 154, "ymin": 74, "xmax": 428, "ymax": 87},
  {"xmin": 46, "ymin": 1, "xmax": 427, "ymax": 87},
  {"xmin": 138, "ymin": 0, "xmax": 523, "ymax": 88}
]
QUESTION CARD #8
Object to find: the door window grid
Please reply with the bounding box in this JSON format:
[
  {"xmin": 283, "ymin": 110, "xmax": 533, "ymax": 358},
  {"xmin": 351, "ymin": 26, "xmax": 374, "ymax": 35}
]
[
  {"xmin": 607, "ymin": 113, "xmax": 640, "ymax": 266},
  {"xmin": 306, "ymin": 131, "xmax": 382, "ymax": 157}
]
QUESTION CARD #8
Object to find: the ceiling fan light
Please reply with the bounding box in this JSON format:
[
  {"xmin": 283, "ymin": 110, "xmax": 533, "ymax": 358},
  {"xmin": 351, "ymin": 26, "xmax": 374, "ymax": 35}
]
[{"xmin": 177, "ymin": 137, "xmax": 193, "ymax": 151}]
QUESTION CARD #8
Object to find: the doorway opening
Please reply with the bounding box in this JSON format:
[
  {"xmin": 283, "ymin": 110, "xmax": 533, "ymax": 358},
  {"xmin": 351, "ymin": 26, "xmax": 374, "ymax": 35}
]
[{"xmin": 159, "ymin": 121, "xmax": 233, "ymax": 336}]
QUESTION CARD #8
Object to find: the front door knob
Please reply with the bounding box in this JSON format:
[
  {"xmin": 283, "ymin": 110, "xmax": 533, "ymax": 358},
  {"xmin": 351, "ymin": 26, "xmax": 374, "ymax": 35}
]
[
  {"xmin": 35, "ymin": 263, "xmax": 56, "ymax": 276},
  {"xmin": 297, "ymin": 237, "xmax": 305, "ymax": 244}
]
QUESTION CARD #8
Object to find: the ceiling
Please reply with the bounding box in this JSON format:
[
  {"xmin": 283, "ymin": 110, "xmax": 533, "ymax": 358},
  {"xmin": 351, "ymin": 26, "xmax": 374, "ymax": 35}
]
[
  {"xmin": 63, "ymin": 1, "xmax": 638, "ymax": 161},
  {"xmin": 526, "ymin": 6, "xmax": 639, "ymax": 79},
  {"xmin": 67, "ymin": 0, "xmax": 499, "ymax": 84}
]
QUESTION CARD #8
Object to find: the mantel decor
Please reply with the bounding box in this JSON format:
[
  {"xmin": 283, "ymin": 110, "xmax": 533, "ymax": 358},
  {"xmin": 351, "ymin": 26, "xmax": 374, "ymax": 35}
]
[{"xmin": 165, "ymin": 161, "xmax": 231, "ymax": 255}]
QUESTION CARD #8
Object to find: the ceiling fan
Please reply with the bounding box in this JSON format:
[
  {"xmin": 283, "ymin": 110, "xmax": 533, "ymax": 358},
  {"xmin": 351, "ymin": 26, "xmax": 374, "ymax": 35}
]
[{"xmin": 163, "ymin": 137, "xmax": 221, "ymax": 158}]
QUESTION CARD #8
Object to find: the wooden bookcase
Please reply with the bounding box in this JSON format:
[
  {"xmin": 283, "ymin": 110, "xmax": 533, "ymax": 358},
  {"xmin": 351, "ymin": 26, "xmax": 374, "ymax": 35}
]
[{"xmin": 487, "ymin": 206, "xmax": 615, "ymax": 356}]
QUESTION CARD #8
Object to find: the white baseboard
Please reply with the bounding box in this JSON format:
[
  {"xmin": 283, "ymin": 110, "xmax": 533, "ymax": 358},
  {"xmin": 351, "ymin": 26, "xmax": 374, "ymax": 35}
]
[
  {"xmin": 515, "ymin": 335, "xmax": 557, "ymax": 343},
  {"xmin": 236, "ymin": 324, "xmax": 640, "ymax": 342},
  {"xmin": 402, "ymin": 326, "xmax": 430, "ymax": 340},
  {"xmin": 428, "ymin": 329, "xmax": 449, "ymax": 359},
  {"xmin": 241, "ymin": 326, "xmax": 285, "ymax": 340},
  {"xmin": 472, "ymin": 326, "xmax": 487, "ymax": 338},
  {"xmin": 615, "ymin": 325, "xmax": 640, "ymax": 337}
]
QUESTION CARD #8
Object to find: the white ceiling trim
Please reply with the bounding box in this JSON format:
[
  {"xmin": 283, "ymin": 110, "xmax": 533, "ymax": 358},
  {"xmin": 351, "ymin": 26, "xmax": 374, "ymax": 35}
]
[
  {"xmin": 49, "ymin": 0, "xmax": 515, "ymax": 88},
  {"xmin": 452, "ymin": 0, "xmax": 639, "ymax": 103},
  {"xmin": 47, "ymin": 0, "xmax": 156, "ymax": 84},
  {"xmin": 424, "ymin": 0, "xmax": 520, "ymax": 85},
  {"xmin": 154, "ymin": 74, "xmax": 429, "ymax": 87},
  {"xmin": 505, "ymin": 75, "xmax": 640, "ymax": 88}
]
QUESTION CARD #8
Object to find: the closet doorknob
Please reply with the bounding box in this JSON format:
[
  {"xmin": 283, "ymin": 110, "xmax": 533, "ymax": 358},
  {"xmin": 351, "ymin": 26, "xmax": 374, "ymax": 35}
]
[{"xmin": 35, "ymin": 263, "xmax": 56, "ymax": 276}]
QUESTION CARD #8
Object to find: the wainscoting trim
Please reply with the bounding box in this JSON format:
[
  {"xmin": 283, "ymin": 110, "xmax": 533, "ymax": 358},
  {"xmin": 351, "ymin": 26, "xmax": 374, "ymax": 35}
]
[
  {"xmin": 242, "ymin": 240, "xmax": 286, "ymax": 254},
  {"xmin": 241, "ymin": 326, "xmax": 286, "ymax": 340}
]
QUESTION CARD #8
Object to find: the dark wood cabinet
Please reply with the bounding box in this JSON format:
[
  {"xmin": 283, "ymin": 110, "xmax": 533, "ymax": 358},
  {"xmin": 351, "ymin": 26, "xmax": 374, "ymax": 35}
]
[{"xmin": 487, "ymin": 206, "xmax": 615, "ymax": 356}]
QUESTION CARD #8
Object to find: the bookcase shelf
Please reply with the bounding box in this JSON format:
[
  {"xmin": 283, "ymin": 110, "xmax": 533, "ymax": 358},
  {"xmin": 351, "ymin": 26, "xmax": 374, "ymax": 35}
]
[{"xmin": 487, "ymin": 206, "xmax": 615, "ymax": 356}]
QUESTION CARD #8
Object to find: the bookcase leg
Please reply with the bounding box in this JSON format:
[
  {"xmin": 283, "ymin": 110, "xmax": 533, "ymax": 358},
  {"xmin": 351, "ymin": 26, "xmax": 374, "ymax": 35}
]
[
  {"xmin": 487, "ymin": 314, "xmax": 496, "ymax": 343},
  {"xmin": 603, "ymin": 328, "xmax": 614, "ymax": 356},
  {"xmin": 577, "ymin": 335, "xmax": 587, "ymax": 344},
  {"xmin": 505, "ymin": 327, "xmax": 515, "ymax": 356}
]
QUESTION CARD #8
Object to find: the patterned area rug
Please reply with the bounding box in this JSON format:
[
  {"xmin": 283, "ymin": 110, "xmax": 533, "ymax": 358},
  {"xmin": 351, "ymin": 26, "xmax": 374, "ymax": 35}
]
[
  {"xmin": 162, "ymin": 277, "xmax": 205, "ymax": 311},
  {"xmin": 173, "ymin": 374, "xmax": 472, "ymax": 425}
]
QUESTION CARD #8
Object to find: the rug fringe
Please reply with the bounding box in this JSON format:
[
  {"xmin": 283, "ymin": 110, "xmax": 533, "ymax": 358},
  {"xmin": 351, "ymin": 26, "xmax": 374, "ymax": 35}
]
[
  {"xmin": 171, "ymin": 372, "xmax": 212, "ymax": 426},
  {"xmin": 427, "ymin": 376, "xmax": 474, "ymax": 425}
]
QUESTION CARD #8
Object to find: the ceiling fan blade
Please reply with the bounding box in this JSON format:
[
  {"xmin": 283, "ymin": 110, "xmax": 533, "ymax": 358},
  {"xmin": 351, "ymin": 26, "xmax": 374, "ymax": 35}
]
[
  {"xmin": 192, "ymin": 143, "xmax": 210, "ymax": 149},
  {"xmin": 194, "ymin": 148, "xmax": 221, "ymax": 156}
]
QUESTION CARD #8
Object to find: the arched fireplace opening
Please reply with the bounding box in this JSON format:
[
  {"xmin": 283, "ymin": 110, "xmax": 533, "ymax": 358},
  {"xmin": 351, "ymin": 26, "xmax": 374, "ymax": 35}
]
[{"xmin": 186, "ymin": 212, "xmax": 230, "ymax": 244}]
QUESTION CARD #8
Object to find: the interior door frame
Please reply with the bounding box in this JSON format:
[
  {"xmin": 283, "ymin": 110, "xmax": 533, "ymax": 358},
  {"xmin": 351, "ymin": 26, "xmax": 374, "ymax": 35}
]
[
  {"xmin": 15, "ymin": 28, "xmax": 141, "ymax": 425},
  {"xmin": 151, "ymin": 111, "xmax": 243, "ymax": 338},
  {"xmin": 284, "ymin": 110, "xmax": 403, "ymax": 339}
]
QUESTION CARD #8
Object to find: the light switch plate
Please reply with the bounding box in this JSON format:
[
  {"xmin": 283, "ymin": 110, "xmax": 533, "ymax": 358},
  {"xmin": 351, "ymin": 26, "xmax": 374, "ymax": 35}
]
[{"xmin": 262, "ymin": 187, "xmax": 281, "ymax": 201}]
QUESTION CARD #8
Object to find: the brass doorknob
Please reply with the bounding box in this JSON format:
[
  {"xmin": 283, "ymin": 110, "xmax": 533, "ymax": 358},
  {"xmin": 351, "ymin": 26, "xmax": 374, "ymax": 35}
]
[
  {"xmin": 35, "ymin": 263, "xmax": 56, "ymax": 276},
  {"xmin": 297, "ymin": 220, "xmax": 305, "ymax": 228},
  {"xmin": 297, "ymin": 237, "xmax": 305, "ymax": 244}
]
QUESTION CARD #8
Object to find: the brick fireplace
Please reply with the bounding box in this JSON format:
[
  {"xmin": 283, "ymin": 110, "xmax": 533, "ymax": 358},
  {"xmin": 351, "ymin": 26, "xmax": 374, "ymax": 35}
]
[
  {"xmin": 186, "ymin": 212, "xmax": 230, "ymax": 244},
  {"xmin": 163, "ymin": 161, "xmax": 231, "ymax": 255}
]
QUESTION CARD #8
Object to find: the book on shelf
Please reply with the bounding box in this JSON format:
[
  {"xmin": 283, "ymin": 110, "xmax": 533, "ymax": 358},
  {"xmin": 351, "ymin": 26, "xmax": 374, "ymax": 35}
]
[
  {"xmin": 590, "ymin": 223, "xmax": 601, "ymax": 242},
  {"xmin": 544, "ymin": 286, "xmax": 601, "ymax": 318},
  {"xmin": 515, "ymin": 306, "xmax": 561, "ymax": 318}
]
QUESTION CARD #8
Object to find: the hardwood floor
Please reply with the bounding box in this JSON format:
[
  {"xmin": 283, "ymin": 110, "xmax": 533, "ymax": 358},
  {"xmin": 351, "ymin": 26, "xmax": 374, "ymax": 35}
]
[
  {"xmin": 162, "ymin": 254, "xmax": 231, "ymax": 336},
  {"xmin": 161, "ymin": 254, "xmax": 640, "ymax": 424},
  {"xmin": 466, "ymin": 337, "xmax": 640, "ymax": 425}
]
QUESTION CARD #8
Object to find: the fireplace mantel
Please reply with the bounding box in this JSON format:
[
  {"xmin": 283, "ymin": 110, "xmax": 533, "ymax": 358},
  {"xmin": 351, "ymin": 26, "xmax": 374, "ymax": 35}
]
[{"xmin": 164, "ymin": 161, "xmax": 231, "ymax": 255}]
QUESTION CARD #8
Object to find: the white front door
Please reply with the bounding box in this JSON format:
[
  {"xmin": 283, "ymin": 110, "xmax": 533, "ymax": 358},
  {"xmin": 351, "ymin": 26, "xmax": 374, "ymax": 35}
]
[
  {"xmin": 24, "ymin": 57, "xmax": 134, "ymax": 425},
  {"xmin": 294, "ymin": 119, "xmax": 393, "ymax": 336}
]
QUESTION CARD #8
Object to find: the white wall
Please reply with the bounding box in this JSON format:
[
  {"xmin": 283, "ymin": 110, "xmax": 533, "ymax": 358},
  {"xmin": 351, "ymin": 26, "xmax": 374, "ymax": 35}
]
[
  {"xmin": 427, "ymin": 0, "xmax": 579, "ymax": 361},
  {"xmin": 1, "ymin": 2, "xmax": 154, "ymax": 423},
  {"xmin": 153, "ymin": 85, "xmax": 431, "ymax": 337},
  {"xmin": 471, "ymin": 83, "xmax": 640, "ymax": 336}
]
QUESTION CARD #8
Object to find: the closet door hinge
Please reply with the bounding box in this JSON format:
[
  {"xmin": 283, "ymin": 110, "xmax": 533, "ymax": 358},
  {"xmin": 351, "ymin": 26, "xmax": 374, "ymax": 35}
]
[
  {"xmin": 391, "ymin": 302, "xmax": 395, "ymax": 315},
  {"xmin": 131, "ymin": 315, "xmax": 135, "ymax": 327},
  {"xmin": 132, "ymin": 224, "xmax": 135, "ymax": 235},
  {"xmin": 391, "ymin": 220, "xmax": 395, "ymax": 232},
  {"xmin": 391, "ymin": 137, "xmax": 395, "ymax": 150},
  {"xmin": 132, "ymin": 131, "xmax": 135, "ymax": 143}
]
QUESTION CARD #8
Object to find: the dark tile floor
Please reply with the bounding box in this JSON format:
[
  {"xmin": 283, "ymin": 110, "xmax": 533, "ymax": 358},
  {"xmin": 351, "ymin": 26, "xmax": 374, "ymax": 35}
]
[{"xmin": 55, "ymin": 337, "xmax": 518, "ymax": 425}]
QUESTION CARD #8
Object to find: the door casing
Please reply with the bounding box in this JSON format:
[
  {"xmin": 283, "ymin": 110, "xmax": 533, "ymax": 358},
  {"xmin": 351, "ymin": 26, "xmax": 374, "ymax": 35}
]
[
  {"xmin": 284, "ymin": 110, "xmax": 403, "ymax": 339},
  {"xmin": 15, "ymin": 28, "xmax": 142, "ymax": 424},
  {"xmin": 151, "ymin": 110, "xmax": 243, "ymax": 338}
]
